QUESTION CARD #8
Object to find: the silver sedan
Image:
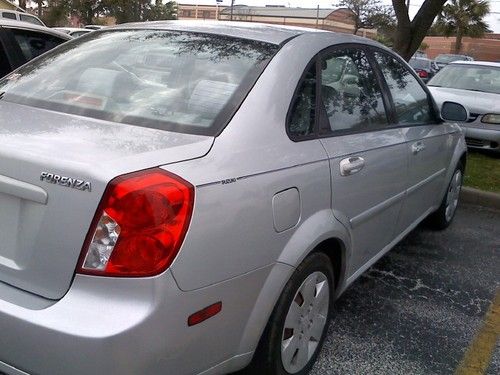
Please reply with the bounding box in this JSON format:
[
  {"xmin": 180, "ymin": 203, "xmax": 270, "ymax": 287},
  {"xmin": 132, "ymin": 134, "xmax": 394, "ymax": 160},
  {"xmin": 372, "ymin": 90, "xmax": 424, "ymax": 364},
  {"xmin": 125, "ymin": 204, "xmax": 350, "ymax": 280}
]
[
  {"xmin": 428, "ymin": 61, "xmax": 500, "ymax": 153},
  {"xmin": 0, "ymin": 21, "xmax": 466, "ymax": 375}
]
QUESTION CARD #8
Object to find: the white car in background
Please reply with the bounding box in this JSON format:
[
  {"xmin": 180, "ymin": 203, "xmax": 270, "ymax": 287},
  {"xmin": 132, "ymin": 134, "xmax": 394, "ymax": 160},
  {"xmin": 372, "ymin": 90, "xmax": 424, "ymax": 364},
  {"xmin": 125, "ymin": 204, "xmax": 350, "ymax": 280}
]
[
  {"xmin": 0, "ymin": 9, "xmax": 45, "ymax": 27},
  {"xmin": 428, "ymin": 61, "xmax": 500, "ymax": 153}
]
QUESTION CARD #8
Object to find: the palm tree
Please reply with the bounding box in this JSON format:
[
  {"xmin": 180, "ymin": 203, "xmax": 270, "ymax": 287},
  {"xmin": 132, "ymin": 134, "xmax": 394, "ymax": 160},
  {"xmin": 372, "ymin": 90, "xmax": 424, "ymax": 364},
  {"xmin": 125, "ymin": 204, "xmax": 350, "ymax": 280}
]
[{"xmin": 435, "ymin": 0, "xmax": 490, "ymax": 54}]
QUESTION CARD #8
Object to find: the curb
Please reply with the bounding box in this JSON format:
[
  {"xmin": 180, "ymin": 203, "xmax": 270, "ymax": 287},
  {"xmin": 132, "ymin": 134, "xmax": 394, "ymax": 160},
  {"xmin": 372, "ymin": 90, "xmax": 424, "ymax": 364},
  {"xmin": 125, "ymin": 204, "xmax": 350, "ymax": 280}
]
[{"xmin": 461, "ymin": 187, "xmax": 500, "ymax": 210}]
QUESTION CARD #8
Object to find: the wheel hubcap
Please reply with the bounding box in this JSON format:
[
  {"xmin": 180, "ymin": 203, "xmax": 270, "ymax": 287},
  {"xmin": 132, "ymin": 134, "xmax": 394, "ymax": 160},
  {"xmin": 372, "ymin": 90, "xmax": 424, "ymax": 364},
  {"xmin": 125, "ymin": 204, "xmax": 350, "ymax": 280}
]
[
  {"xmin": 281, "ymin": 271, "xmax": 330, "ymax": 374},
  {"xmin": 445, "ymin": 169, "xmax": 462, "ymax": 222}
]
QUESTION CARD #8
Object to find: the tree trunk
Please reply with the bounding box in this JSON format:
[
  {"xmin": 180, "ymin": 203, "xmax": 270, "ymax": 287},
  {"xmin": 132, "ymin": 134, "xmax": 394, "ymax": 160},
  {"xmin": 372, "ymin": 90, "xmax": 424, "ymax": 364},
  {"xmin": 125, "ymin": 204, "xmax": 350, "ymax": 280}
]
[
  {"xmin": 37, "ymin": 0, "xmax": 43, "ymax": 18},
  {"xmin": 454, "ymin": 27, "xmax": 463, "ymax": 54},
  {"xmin": 392, "ymin": 0, "xmax": 448, "ymax": 61},
  {"xmin": 18, "ymin": 0, "xmax": 27, "ymax": 10}
]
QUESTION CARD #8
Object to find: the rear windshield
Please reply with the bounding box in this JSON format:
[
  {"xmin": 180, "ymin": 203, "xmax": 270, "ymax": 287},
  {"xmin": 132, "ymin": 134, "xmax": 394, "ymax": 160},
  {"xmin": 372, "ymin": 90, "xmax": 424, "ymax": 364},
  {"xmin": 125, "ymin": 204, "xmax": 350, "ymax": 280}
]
[
  {"xmin": 409, "ymin": 58, "xmax": 430, "ymax": 70},
  {"xmin": 0, "ymin": 30, "xmax": 279, "ymax": 136},
  {"xmin": 435, "ymin": 54, "xmax": 469, "ymax": 63}
]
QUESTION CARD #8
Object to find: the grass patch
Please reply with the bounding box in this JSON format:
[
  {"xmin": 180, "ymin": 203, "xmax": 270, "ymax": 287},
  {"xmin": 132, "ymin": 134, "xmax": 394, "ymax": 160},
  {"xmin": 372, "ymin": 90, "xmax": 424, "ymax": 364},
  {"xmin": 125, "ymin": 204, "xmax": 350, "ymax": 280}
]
[{"xmin": 463, "ymin": 151, "xmax": 500, "ymax": 193}]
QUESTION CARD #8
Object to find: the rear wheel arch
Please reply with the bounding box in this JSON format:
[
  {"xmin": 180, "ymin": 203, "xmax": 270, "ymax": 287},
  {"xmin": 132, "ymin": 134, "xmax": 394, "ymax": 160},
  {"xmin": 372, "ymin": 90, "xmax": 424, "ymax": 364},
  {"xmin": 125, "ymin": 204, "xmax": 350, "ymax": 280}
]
[
  {"xmin": 310, "ymin": 237, "xmax": 347, "ymax": 296},
  {"xmin": 459, "ymin": 152, "xmax": 467, "ymax": 172},
  {"xmin": 234, "ymin": 235, "xmax": 348, "ymax": 367}
]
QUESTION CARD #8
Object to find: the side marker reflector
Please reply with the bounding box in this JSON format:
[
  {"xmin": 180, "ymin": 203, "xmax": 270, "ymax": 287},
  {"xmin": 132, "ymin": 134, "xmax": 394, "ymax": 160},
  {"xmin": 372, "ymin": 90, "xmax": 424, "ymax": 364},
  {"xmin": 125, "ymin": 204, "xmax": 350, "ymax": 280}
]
[{"xmin": 188, "ymin": 302, "xmax": 222, "ymax": 327}]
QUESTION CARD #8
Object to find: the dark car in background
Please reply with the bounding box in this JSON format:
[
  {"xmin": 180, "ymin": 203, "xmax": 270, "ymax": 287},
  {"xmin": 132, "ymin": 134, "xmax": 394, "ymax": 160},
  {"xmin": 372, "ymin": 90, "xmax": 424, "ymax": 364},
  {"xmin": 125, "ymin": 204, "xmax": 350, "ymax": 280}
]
[
  {"xmin": 433, "ymin": 53, "xmax": 474, "ymax": 71},
  {"xmin": 409, "ymin": 57, "xmax": 436, "ymax": 82},
  {"xmin": 0, "ymin": 19, "xmax": 71, "ymax": 77}
]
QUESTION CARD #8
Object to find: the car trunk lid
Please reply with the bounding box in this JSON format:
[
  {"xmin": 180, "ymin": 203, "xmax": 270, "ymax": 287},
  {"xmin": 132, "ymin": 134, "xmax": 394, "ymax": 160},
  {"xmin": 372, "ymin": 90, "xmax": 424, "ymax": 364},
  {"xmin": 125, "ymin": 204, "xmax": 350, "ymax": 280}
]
[{"xmin": 0, "ymin": 101, "xmax": 213, "ymax": 299}]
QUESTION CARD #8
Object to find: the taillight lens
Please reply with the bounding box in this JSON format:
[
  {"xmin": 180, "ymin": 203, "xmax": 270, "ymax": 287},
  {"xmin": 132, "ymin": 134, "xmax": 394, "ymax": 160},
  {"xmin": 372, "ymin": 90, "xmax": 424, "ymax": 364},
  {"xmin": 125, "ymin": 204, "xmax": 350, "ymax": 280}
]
[
  {"xmin": 417, "ymin": 70, "xmax": 428, "ymax": 78},
  {"xmin": 77, "ymin": 168, "xmax": 194, "ymax": 277}
]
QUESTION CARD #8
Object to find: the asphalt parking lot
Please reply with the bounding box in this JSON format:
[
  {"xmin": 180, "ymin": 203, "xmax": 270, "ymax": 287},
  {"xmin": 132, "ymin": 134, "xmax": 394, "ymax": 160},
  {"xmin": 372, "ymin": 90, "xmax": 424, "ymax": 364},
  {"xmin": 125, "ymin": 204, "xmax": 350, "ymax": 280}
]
[{"xmin": 311, "ymin": 203, "xmax": 500, "ymax": 375}]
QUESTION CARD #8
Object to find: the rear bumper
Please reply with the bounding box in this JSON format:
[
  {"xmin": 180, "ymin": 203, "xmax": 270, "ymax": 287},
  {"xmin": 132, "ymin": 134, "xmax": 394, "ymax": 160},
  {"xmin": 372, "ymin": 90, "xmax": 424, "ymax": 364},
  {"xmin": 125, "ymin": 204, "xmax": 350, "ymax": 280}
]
[
  {"xmin": 464, "ymin": 127, "xmax": 500, "ymax": 152},
  {"xmin": 0, "ymin": 265, "xmax": 275, "ymax": 375}
]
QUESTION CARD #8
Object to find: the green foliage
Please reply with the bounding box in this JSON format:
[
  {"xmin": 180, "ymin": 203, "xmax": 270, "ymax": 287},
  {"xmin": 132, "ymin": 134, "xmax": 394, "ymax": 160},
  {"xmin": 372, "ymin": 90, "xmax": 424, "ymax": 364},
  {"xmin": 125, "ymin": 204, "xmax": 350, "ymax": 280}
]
[
  {"xmin": 375, "ymin": 34, "xmax": 393, "ymax": 48},
  {"xmin": 39, "ymin": 0, "xmax": 177, "ymax": 26},
  {"xmin": 464, "ymin": 152, "xmax": 500, "ymax": 193},
  {"xmin": 337, "ymin": 0, "xmax": 395, "ymax": 35},
  {"xmin": 103, "ymin": 0, "xmax": 177, "ymax": 24},
  {"xmin": 434, "ymin": 0, "xmax": 490, "ymax": 52}
]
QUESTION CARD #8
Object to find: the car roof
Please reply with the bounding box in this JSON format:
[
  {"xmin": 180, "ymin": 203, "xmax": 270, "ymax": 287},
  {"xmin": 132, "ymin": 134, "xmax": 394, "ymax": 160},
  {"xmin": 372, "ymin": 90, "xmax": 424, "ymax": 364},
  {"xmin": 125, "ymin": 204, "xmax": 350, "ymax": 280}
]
[
  {"xmin": 108, "ymin": 20, "xmax": 329, "ymax": 45},
  {"xmin": 54, "ymin": 27, "xmax": 89, "ymax": 32},
  {"xmin": 449, "ymin": 60, "xmax": 500, "ymax": 68},
  {"xmin": 437, "ymin": 53, "xmax": 470, "ymax": 57},
  {"xmin": 0, "ymin": 19, "xmax": 72, "ymax": 39}
]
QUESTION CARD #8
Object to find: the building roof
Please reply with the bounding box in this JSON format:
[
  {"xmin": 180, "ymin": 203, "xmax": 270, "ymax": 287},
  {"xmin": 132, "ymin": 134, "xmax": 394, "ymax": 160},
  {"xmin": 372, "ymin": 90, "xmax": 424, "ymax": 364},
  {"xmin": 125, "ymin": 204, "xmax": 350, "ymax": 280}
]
[
  {"xmin": 220, "ymin": 6, "xmax": 336, "ymax": 19},
  {"xmin": 112, "ymin": 20, "xmax": 328, "ymax": 45}
]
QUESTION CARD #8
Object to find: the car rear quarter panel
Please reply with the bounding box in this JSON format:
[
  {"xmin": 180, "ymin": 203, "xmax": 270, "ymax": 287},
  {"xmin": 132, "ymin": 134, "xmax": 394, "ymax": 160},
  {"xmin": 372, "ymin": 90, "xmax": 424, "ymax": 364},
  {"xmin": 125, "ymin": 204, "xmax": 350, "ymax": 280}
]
[{"xmin": 166, "ymin": 33, "xmax": 357, "ymax": 292}]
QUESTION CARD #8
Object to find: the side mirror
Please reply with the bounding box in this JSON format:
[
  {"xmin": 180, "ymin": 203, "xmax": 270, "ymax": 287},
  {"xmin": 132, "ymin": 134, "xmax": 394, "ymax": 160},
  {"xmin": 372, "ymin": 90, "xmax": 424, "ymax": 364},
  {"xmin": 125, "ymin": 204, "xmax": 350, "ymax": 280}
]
[{"xmin": 441, "ymin": 101, "xmax": 469, "ymax": 122}]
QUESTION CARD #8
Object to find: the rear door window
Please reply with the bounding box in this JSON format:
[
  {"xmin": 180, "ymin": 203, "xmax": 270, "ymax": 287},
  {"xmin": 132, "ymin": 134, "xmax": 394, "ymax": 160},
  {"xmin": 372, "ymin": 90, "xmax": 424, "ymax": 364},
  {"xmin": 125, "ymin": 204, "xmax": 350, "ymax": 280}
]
[
  {"xmin": 7, "ymin": 28, "xmax": 66, "ymax": 60},
  {"xmin": 374, "ymin": 52, "xmax": 434, "ymax": 125},
  {"xmin": 287, "ymin": 63, "xmax": 317, "ymax": 138},
  {"xmin": 19, "ymin": 14, "xmax": 44, "ymax": 26},
  {"xmin": 319, "ymin": 48, "xmax": 388, "ymax": 134},
  {"xmin": 0, "ymin": 40, "xmax": 11, "ymax": 77}
]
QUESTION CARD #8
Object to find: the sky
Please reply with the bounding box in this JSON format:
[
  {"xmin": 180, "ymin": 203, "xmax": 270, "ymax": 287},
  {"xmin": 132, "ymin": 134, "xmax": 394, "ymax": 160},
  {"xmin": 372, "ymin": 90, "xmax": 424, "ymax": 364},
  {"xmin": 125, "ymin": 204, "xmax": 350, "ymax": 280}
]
[{"xmin": 186, "ymin": 0, "xmax": 500, "ymax": 33}]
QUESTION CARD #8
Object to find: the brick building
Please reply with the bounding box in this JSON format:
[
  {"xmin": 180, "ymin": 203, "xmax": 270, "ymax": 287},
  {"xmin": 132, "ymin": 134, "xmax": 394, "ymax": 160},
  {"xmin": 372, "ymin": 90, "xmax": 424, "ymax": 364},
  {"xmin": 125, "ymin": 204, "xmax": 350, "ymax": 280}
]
[
  {"xmin": 219, "ymin": 6, "xmax": 375, "ymax": 37},
  {"xmin": 423, "ymin": 36, "xmax": 500, "ymax": 62},
  {"xmin": 177, "ymin": 3, "xmax": 226, "ymax": 20},
  {"xmin": 177, "ymin": 4, "xmax": 375, "ymax": 37}
]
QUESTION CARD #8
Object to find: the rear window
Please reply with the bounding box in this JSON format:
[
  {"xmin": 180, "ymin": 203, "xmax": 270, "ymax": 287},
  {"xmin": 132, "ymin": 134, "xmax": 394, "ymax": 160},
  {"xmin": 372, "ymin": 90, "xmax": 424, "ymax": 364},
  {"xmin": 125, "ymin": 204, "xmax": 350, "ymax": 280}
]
[
  {"xmin": 409, "ymin": 58, "xmax": 430, "ymax": 70},
  {"xmin": 8, "ymin": 28, "xmax": 66, "ymax": 60},
  {"xmin": 19, "ymin": 14, "xmax": 44, "ymax": 26},
  {"xmin": 435, "ymin": 54, "xmax": 469, "ymax": 64},
  {"xmin": 0, "ymin": 30, "xmax": 279, "ymax": 136}
]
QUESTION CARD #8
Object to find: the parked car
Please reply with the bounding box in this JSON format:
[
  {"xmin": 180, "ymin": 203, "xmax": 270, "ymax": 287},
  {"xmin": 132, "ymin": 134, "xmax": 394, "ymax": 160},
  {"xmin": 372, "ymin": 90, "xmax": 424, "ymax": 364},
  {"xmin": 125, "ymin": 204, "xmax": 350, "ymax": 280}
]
[
  {"xmin": 0, "ymin": 9, "xmax": 45, "ymax": 26},
  {"xmin": 409, "ymin": 56, "xmax": 436, "ymax": 82},
  {"xmin": 0, "ymin": 19, "xmax": 71, "ymax": 77},
  {"xmin": 412, "ymin": 50, "xmax": 428, "ymax": 59},
  {"xmin": 433, "ymin": 53, "xmax": 474, "ymax": 71},
  {"xmin": 0, "ymin": 21, "xmax": 467, "ymax": 375},
  {"xmin": 53, "ymin": 27, "xmax": 92, "ymax": 38},
  {"xmin": 428, "ymin": 61, "xmax": 500, "ymax": 153}
]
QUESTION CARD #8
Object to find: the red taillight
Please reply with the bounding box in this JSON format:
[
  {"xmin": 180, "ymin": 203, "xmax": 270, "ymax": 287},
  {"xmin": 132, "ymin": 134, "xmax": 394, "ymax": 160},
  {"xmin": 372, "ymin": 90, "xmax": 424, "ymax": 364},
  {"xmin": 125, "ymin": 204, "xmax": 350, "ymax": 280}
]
[
  {"xmin": 77, "ymin": 168, "xmax": 194, "ymax": 277},
  {"xmin": 417, "ymin": 69, "xmax": 428, "ymax": 78}
]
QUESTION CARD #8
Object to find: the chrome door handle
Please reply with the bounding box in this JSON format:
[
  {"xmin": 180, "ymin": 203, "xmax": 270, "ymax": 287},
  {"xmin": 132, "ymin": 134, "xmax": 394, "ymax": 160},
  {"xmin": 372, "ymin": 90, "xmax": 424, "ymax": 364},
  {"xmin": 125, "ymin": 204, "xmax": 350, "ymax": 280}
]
[
  {"xmin": 411, "ymin": 141, "xmax": 426, "ymax": 154},
  {"xmin": 340, "ymin": 156, "xmax": 365, "ymax": 176}
]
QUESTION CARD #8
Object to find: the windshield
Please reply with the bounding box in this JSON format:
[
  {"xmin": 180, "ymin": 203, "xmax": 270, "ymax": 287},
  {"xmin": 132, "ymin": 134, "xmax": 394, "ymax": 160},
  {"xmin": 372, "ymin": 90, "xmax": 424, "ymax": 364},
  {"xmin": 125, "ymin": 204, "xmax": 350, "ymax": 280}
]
[
  {"xmin": 435, "ymin": 54, "xmax": 469, "ymax": 64},
  {"xmin": 409, "ymin": 58, "xmax": 430, "ymax": 70},
  {"xmin": 0, "ymin": 30, "xmax": 279, "ymax": 136},
  {"xmin": 428, "ymin": 64, "xmax": 500, "ymax": 94}
]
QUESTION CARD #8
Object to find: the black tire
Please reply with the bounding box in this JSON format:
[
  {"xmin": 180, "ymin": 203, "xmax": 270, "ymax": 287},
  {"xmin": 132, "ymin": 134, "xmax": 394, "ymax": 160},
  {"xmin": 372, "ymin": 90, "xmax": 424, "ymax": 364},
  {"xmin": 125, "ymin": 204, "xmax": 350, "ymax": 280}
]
[
  {"xmin": 427, "ymin": 162, "xmax": 464, "ymax": 230},
  {"xmin": 244, "ymin": 252, "xmax": 334, "ymax": 375}
]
